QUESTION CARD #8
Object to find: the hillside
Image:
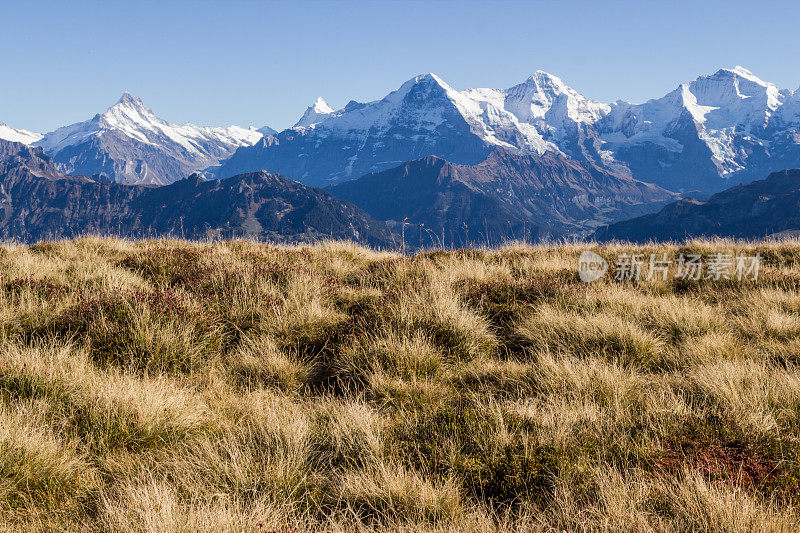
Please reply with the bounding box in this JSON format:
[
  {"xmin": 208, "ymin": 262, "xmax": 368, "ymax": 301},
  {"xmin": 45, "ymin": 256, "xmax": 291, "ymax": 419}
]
[
  {"xmin": 328, "ymin": 149, "xmax": 674, "ymax": 243},
  {"xmin": 1, "ymin": 237, "xmax": 799, "ymax": 531},
  {"xmin": 593, "ymin": 168, "xmax": 800, "ymax": 242},
  {"xmin": 0, "ymin": 139, "xmax": 395, "ymax": 247}
]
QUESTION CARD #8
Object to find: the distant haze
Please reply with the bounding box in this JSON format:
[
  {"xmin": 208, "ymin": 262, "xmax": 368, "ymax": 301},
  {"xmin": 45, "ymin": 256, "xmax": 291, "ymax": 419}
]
[{"xmin": 1, "ymin": 0, "xmax": 799, "ymax": 133}]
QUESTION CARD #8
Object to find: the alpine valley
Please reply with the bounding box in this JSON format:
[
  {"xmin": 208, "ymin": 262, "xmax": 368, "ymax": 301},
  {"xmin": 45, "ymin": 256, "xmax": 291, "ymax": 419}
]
[{"xmin": 3, "ymin": 65, "xmax": 800, "ymax": 245}]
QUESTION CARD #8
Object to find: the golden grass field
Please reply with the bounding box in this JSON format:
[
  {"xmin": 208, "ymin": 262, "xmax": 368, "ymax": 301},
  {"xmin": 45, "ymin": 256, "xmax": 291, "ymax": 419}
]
[{"xmin": 0, "ymin": 237, "xmax": 799, "ymax": 531}]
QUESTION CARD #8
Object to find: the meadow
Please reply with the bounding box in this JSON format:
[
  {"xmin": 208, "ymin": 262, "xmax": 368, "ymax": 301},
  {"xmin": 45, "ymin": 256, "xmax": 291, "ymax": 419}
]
[{"xmin": 0, "ymin": 237, "xmax": 798, "ymax": 531}]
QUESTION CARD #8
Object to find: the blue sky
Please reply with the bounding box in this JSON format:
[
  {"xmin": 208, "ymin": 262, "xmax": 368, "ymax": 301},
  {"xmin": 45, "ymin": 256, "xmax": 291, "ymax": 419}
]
[{"xmin": 1, "ymin": 0, "xmax": 799, "ymax": 133}]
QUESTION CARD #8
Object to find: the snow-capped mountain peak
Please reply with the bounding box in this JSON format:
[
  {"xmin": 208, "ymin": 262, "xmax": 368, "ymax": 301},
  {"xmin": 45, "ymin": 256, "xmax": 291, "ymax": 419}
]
[
  {"xmin": 99, "ymin": 93, "xmax": 164, "ymax": 142},
  {"xmin": 311, "ymin": 97, "xmax": 333, "ymax": 114},
  {"xmin": 689, "ymin": 66, "xmax": 783, "ymax": 117},
  {"xmin": 105, "ymin": 92, "xmax": 160, "ymax": 125},
  {"xmin": 116, "ymin": 91, "xmax": 144, "ymax": 107},
  {"xmin": 360, "ymin": 72, "xmax": 536, "ymax": 152},
  {"xmin": 313, "ymin": 73, "xmax": 474, "ymax": 135},
  {"xmin": 293, "ymin": 97, "xmax": 335, "ymax": 129},
  {"xmin": 457, "ymin": 70, "xmax": 610, "ymax": 158},
  {"xmin": 722, "ymin": 65, "xmax": 768, "ymax": 84},
  {"xmin": 383, "ymin": 73, "xmax": 457, "ymax": 107},
  {"xmin": 0, "ymin": 121, "xmax": 42, "ymax": 145},
  {"xmin": 36, "ymin": 94, "xmax": 263, "ymax": 185},
  {"xmin": 595, "ymin": 66, "xmax": 800, "ymax": 188},
  {"xmin": 503, "ymin": 70, "xmax": 610, "ymax": 127}
]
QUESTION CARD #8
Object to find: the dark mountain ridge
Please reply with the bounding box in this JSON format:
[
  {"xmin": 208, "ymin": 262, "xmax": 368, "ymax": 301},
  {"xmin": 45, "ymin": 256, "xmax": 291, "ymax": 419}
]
[
  {"xmin": 593, "ymin": 168, "xmax": 800, "ymax": 242},
  {"xmin": 0, "ymin": 140, "xmax": 395, "ymax": 246},
  {"xmin": 328, "ymin": 149, "xmax": 675, "ymax": 246}
]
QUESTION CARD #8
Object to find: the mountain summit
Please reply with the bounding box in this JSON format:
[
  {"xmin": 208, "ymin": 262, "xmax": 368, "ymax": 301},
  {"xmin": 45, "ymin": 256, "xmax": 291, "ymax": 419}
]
[
  {"xmin": 0, "ymin": 121, "xmax": 42, "ymax": 145},
  {"xmin": 293, "ymin": 97, "xmax": 335, "ymax": 129},
  {"xmin": 597, "ymin": 66, "xmax": 797, "ymax": 190},
  {"xmin": 36, "ymin": 93, "xmax": 263, "ymax": 185},
  {"xmin": 213, "ymin": 73, "xmax": 496, "ymax": 186}
]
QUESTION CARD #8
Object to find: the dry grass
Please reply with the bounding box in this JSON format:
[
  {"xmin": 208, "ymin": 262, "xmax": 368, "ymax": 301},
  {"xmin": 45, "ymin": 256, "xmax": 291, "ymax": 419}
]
[{"xmin": 0, "ymin": 236, "xmax": 798, "ymax": 531}]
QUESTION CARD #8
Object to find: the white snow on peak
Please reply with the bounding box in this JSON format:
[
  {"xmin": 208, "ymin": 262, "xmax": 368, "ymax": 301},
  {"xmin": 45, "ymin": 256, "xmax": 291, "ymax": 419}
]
[
  {"xmin": 0, "ymin": 121, "xmax": 42, "ymax": 145},
  {"xmin": 460, "ymin": 70, "xmax": 609, "ymax": 154},
  {"xmin": 307, "ymin": 72, "xmax": 544, "ymax": 154},
  {"xmin": 311, "ymin": 73, "xmax": 459, "ymax": 133},
  {"xmin": 116, "ymin": 91, "xmax": 140, "ymax": 105},
  {"xmin": 599, "ymin": 66, "xmax": 791, "ymax": 175},
  {"xmin": 724, "ymin": 66, "xmax": 767, "ymax": 84},
  {"xmin": 689, "ymin": 66, "xmax": 783, "ymax": 124},
  {"xmin": 293, "ymin": 97, "xmax": 335, "ymax": 129},
  {"xmin": 311, "ymin": 97, "xmax": 333, "ymax": 114},
  {"xmin": 37, "ymin": 93, "xmax": 263, "ymax": 155},
  {"xmin": 503, "ymin": 70, "xmax": 610, "ymax": 126},
  {"xmin": 291, "ymin": 71, "xmax": 611, "ymax": 157}
]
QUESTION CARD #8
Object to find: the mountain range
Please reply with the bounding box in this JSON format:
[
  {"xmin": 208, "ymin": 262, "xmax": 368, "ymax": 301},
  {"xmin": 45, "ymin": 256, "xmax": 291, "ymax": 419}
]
[
  {"xmin": 2, "ymin": 67, "xmax": 799, "ymax": 195},
  {"xmin": 328, "ymin": 150, "xmax": 672, "ymax": 245},
  {"xmin": 31, "ymin": 93, "xmax": 263, "ymax": 185},
  {"xmin": 210, "ymin": 67, "xmax": 800, "ymax": 193},
  {"xmin": 2, "ymin": 66, "xmax": 800, "ymax": 245}
]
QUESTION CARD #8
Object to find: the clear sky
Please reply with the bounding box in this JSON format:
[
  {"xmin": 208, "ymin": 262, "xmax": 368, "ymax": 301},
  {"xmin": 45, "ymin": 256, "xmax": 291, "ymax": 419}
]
[{"xmin": 2, "ymin": 0, "xmax": 799, "ymax": 133}]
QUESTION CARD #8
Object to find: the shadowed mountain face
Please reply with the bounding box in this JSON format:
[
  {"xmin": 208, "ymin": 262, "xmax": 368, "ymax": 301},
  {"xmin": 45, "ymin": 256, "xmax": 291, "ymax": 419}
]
[
  {"xmin": 327, "ymin": 149, "xmax": 675, "ymax": 246},
  {"xmin": 131, "ymin": 172, "xmax": 396, "ymax": 246},
  {"xmin": 593, "ymin": 169, "xmax": 800, "ymax": 242},
  {"xmin": 0, "ymin": 140, "xmax": 395, "ymax": 246}
]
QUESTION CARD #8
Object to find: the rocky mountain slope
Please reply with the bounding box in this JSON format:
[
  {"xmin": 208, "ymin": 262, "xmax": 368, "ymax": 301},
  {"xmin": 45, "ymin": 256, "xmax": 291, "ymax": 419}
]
[
  {"xmin": 328, "ymin": 149, "xmax": 674, "ymax": 245},
  {"xmin": 592, "ymin": 168, "xmax": 800, "ymax": 242},
  {"xmin": 0, "ymin": 139, "xmax": 394, "ymax": 246},
  {"xmin": 35, "ymin": 93, "xmax": 265, "ymax": 185}
]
